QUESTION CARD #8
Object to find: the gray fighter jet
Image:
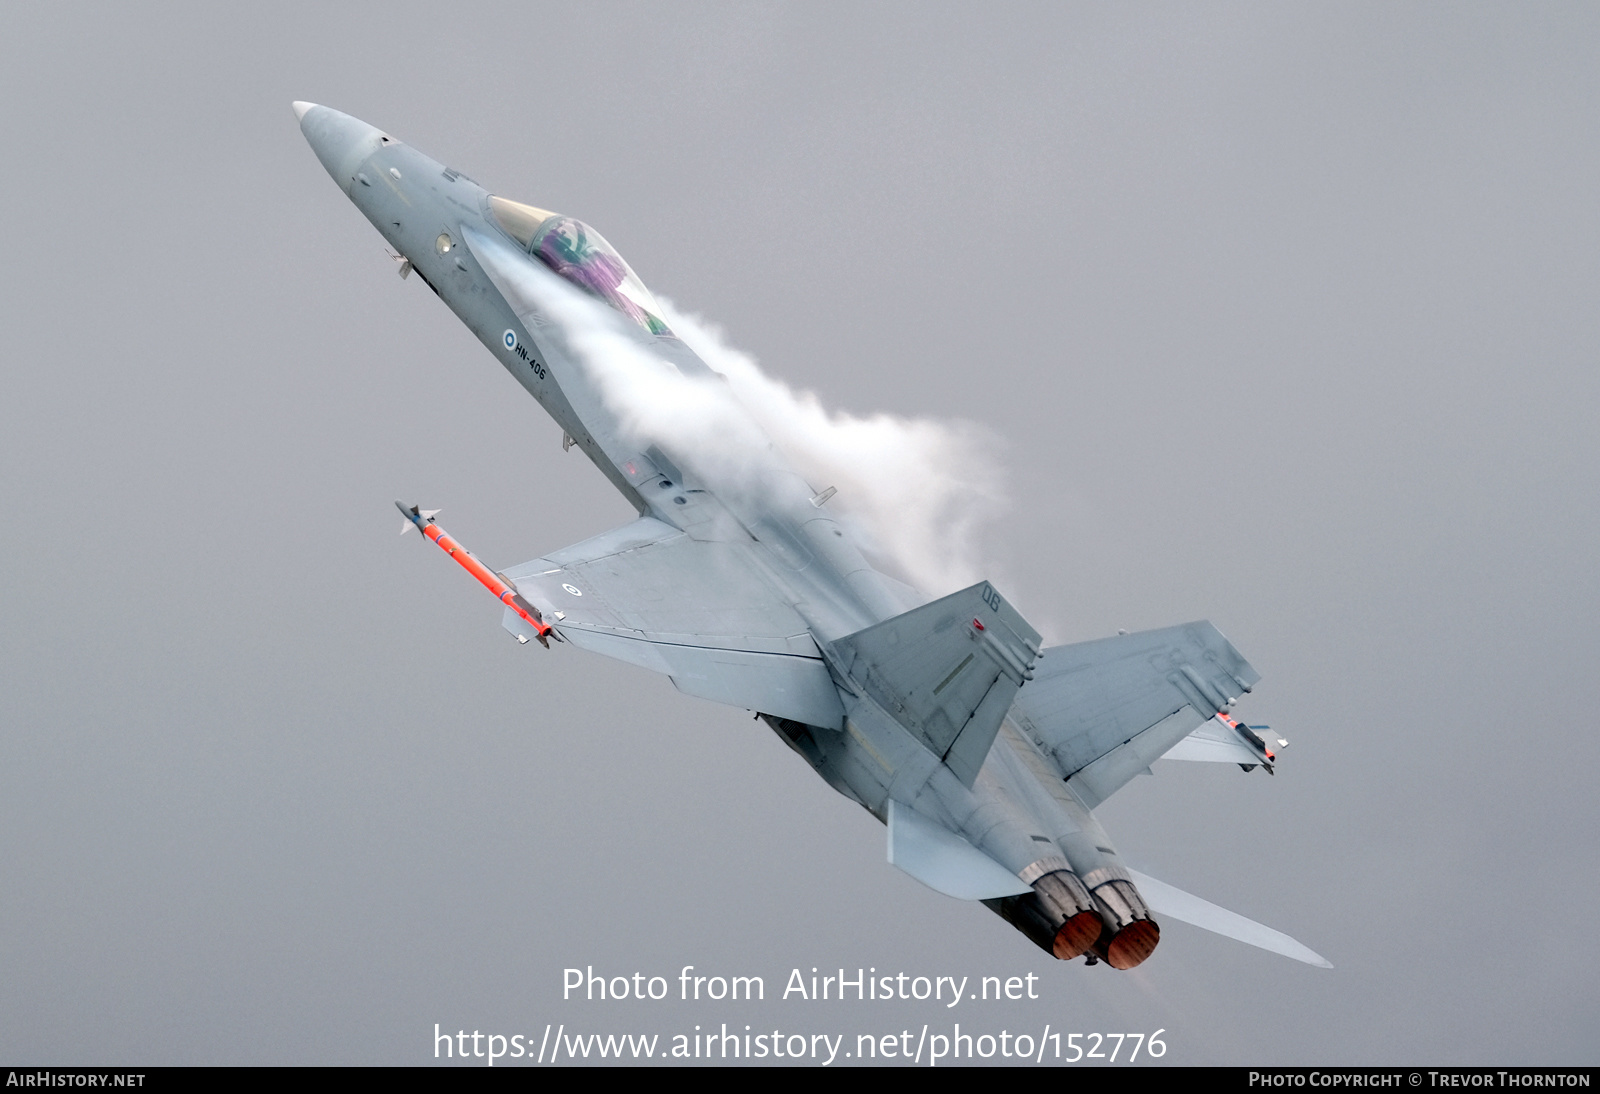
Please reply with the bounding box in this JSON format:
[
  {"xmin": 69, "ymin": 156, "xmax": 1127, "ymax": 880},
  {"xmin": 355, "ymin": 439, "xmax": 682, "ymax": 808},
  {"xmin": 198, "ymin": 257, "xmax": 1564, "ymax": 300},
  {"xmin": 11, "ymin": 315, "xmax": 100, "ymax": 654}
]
[{"xmin": 295, "ymin": 102, "xmax": 1327, "ymax": 969}]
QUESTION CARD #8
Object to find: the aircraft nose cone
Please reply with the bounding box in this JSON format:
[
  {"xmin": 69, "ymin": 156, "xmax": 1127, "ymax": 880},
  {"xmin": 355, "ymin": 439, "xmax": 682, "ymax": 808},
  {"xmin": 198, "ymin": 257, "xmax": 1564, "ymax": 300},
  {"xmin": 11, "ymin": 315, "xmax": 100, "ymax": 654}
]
[{"xmin": 293, "ymin": 101, "xmax": 389, "ymax": 196}]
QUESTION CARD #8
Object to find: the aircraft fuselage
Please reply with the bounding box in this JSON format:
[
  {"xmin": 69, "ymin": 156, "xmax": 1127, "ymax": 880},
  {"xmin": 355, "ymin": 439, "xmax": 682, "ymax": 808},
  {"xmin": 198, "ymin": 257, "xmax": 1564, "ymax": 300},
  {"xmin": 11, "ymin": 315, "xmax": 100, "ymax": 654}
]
[{"xmin": 298, "ymin": 103, "xmax": 1164, "ymax": 968}]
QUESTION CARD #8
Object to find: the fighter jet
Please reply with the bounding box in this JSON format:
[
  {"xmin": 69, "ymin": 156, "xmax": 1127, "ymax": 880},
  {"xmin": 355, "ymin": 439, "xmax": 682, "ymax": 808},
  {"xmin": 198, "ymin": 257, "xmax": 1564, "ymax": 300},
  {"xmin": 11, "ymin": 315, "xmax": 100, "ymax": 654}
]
[{"xmin": 294, "ymin": 102, "xmax": 1328, "ymax": 969}]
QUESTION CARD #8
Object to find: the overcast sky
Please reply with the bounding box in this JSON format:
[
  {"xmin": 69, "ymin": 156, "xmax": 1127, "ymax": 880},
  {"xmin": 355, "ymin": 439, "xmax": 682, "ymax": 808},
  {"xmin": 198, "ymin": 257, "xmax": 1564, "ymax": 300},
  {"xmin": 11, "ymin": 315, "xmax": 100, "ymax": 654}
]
[{"xmin": 2, "ymin": 2, "xmax": 1596, "ymax": 1066}]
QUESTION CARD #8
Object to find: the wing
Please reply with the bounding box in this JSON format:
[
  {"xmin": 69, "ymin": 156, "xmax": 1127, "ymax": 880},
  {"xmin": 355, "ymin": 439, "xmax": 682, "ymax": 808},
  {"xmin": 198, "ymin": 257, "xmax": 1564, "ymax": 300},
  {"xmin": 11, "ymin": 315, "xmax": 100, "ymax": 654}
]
[
  {"xmin": 501, "ymin": 516, "xmax": 846, "ymax": 728},
  {"xmin": 1007, "ymin": 621, "xmax": 1260, "ymax": 809}
]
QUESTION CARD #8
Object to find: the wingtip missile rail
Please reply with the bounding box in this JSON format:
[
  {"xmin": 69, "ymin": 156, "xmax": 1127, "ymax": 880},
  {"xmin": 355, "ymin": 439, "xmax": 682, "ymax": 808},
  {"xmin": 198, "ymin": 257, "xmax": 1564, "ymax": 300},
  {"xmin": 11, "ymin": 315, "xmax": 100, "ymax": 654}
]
[{"xmin": 395, "ymin": 501, "xmax": 557, "ymax": 648}]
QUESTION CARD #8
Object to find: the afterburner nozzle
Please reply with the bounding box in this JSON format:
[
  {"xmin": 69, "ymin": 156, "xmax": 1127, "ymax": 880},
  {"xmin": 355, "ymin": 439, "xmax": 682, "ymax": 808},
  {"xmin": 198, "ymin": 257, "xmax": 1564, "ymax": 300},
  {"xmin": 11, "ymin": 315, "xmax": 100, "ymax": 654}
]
[
  {"xmin": 982, "ymin": 867, "xmax": 1104, "ymax": 962},
  {"xmin": 1088, "ymin": 877, "xmax": 1162, "ymax": 969},
  {"xmin": 1101, "ymin": 919, "xmax": 1161, "ymax": 970}
]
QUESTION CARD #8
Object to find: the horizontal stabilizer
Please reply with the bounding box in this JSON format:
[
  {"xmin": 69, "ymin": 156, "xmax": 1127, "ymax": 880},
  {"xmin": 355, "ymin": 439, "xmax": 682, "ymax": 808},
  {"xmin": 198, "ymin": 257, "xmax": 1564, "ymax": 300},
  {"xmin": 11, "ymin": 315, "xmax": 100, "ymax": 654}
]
[
  {"xmin": 887, "ymin": 800, "xmax": 1032, "ymax": 900},
  {"xmin": 833, "ymin": 582, "xmax": 1041, "ymax": 787},
  {"xmin": 1129, "ymin": 869, "xmax": 1332, "ymax": 968}
]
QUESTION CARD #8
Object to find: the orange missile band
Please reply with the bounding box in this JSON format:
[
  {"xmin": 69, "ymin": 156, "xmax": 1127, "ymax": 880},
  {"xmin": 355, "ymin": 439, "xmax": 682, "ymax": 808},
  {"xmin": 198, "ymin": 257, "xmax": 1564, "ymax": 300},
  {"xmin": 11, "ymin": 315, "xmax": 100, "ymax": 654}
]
[
  {"xmin": 1215, "ymin": 711, "xmax": 1274, "ymax": 765},
  {"xmin": 397, "ymin": 502, "xmax": 555, "ymax": 645}
]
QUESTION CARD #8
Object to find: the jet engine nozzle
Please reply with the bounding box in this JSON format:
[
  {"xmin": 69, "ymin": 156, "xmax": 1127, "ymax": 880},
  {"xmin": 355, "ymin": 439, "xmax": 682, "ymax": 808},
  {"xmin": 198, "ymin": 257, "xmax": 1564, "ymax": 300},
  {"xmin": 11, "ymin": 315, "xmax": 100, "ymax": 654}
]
[
  {"xmin": 1034, "ymin": 870, "xmax": 1103, "ymax": 960},
  {"xmin": 1089, "ymin": 878, "xmax": 1161, "ymax": 969},
  {"xmin": 982, "ymin": 868, "xmax": 1102, "ymax": 961},
  {"xmin": 1102, "ymin": 919, "xmax": 1160, "ymax": 969}
]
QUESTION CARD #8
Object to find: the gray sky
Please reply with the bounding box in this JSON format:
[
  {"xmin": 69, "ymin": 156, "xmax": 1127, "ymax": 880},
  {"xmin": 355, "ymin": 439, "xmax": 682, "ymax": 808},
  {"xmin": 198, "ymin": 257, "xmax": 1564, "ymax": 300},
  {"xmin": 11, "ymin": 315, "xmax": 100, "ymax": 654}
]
[{"xmin": 2, "ymin": 1, "xmax": 1596, "ymax": 1065}]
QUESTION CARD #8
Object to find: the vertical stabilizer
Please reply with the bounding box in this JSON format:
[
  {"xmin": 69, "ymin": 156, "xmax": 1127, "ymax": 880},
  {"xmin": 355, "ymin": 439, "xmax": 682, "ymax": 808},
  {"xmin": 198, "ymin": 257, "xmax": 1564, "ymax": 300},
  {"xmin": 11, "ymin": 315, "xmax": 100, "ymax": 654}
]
[{"xmin": 832, "ymin": 582, "xmax": 1041, "ymax": 786}]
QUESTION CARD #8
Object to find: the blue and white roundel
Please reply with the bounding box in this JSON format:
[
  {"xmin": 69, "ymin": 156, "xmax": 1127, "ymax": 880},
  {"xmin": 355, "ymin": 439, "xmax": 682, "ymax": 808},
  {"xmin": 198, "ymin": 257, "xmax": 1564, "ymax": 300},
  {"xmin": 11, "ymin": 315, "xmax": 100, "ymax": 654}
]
[{"xmin": 503, "ymin": 329, "xmax": 517, "ymax": 350}]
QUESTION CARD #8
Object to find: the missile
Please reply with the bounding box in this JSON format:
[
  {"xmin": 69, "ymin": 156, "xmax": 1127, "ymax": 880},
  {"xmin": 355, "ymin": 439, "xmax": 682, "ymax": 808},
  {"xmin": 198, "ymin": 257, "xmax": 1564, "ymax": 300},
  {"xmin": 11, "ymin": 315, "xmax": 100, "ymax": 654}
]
[
  {"xmin": 395, "ymin": 502, "xmax": 557, "ymax": 648},
  {"xmin": 1215, "ymin": 710, "xmax": 1277, "ymax": 773}
]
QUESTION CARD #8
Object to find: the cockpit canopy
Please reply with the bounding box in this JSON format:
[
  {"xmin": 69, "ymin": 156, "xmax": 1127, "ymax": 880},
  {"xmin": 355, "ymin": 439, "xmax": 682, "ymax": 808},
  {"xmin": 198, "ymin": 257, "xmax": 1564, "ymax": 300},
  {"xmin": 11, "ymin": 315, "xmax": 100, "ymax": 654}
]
[{"xmin": 487, "ymin": 196, "xmax": 672, "ymax": 337}]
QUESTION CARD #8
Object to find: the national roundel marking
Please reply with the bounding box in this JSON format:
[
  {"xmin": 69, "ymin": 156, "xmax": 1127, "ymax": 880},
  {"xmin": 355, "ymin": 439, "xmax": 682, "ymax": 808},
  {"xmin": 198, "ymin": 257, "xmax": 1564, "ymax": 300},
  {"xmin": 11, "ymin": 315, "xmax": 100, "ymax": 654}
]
[
  {"xmin": 562, "ymin": 584, "xmax": 583, "ymax": 596},
  {"xmin": 503, "ymin": 329, "xmax": 517, "ymax": 350}
]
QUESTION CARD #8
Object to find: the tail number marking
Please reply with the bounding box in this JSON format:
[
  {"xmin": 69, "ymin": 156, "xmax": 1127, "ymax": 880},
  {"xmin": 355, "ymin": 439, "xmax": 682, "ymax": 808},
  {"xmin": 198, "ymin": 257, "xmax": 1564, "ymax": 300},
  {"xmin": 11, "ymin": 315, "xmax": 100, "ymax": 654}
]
[{"xmin": 503, "ymin": 329, "xmax": 547, "ymax": 380}]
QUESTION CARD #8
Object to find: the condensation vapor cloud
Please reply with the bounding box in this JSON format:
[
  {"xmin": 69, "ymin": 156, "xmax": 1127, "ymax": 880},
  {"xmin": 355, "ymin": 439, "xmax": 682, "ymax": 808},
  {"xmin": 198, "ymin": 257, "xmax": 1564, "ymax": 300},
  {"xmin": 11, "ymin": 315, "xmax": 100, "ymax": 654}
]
[
  {"xmin": 510, "ymin": 259, "xmax": 1006, "ymax": 597},
  {"xmin": 657, "ymin": 301, "xmax": 1008, "ymax": 598},
  {"xmin": 518, "ymin": 278, "xmax": 770, "ymax": 485}
]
